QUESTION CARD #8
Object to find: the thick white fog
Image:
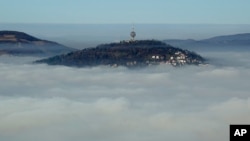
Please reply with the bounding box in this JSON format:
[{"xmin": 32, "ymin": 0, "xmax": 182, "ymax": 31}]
[{"xmin": 0, "ymin": 51, "xmax": 250, "ymax": 141}]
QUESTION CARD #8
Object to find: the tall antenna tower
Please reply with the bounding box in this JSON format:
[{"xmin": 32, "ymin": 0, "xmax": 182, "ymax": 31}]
[{"xmin": 130, "ymin": 24, "xmax": 136, "ymax": 41}]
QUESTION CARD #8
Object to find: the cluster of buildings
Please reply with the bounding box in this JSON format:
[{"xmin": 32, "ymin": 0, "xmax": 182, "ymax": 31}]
[
  {"xmin": 166, "ymin": 51, "xmax": 188, "ymax": 66},
  {"xmin": 150, "ymin": 51, "xmax": 203, "ymax": 66}
]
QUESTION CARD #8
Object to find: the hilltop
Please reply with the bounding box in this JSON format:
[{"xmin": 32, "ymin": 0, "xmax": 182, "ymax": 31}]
[
  {"xmin": 0, "ymin": 31, "xmax": 77, "ymax": 56},
  {"xmin": 35, "ymin": 40, "xmax": 205, "ymax": 68}
]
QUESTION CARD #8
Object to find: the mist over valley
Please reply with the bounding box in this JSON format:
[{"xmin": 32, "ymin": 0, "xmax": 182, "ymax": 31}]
[
  {"xmin": 0, "ymin": 24, "xmax": 250, "ymax": 141},
  {"xmin": 1, "ymin": 49, "xmax": 250, "ymax": 141}
]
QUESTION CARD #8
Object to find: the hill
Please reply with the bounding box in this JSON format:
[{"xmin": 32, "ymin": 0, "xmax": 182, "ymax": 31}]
[
  {"xmin": 35, "ymin": 40, "xmax": 205, "ymax": 68},
  {"xmin": 0, "ymin": 31, "xmax": 77, "ymax": 56},
  {"xmin": 164, "ymin": 33, "xmax": 250, "ymax": 51},
  {"xmin": 202, "ymin": 33, "xmax": 250, "ymax": 46}
]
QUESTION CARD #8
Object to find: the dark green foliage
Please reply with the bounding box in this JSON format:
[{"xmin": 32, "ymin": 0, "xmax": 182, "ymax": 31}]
[{"xmin": 35, "ymin": 40, "xmax": 205, "ymax": 68}]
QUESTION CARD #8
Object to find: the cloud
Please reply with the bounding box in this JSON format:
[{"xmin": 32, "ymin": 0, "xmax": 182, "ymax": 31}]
[{"xmin": 0, "ymin": 51, "xmax": 250, "ymax": 141}]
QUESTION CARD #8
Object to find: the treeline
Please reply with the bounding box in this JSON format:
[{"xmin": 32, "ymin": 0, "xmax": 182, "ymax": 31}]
[{"xmin": 35, "ymin": 40, "xmax": 205, "ymax": 67}]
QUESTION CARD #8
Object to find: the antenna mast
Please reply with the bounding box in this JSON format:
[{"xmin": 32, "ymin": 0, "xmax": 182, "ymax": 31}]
[{"xmin": 130, "ymin": 24, "xmax": 136, "ymax": 41}]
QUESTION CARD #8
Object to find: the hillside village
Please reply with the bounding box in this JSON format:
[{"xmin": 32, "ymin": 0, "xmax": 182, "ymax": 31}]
[{"xmin": 149, "ymin": 51, "xmax": 203, "ymax": 66}]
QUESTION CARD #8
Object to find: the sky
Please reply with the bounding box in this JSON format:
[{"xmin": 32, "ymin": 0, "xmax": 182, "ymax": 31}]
[
  {"xmin": 0, "ymin": 51, "xmax": 250, "ymax": 141},
  {"xmin": 1, "ymin": 0, "xmax": 250, "ymax": 24}
]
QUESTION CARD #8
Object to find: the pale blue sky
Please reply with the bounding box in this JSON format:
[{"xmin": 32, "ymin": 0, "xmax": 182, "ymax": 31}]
[{"xmin": 1, "ymin": 0, "xmax": 250, "ymax": 24}]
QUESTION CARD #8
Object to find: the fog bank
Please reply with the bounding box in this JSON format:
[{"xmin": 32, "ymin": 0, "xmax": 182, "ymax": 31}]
[{"xmin": 0, "ymin": 51, "xmax": 250, "ymax": 141}]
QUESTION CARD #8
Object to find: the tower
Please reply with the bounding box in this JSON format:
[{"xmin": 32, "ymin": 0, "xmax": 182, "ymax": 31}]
[{"xmin": 130, "ymin": 24, "xmax": 136, "ymax": 41}]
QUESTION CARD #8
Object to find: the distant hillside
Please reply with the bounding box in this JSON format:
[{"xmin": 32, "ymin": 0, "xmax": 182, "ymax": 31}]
[
  {"xmin": 35, "ymin": 40, "xmax": 205, "ymax": 68},
  {"xmin": 164, "ymin": 33, "xmax": 250, "ymax": 51},
  {"xmin": 202, "ymin": 33, "xmax": 250, "ymax": 45},
  {"xmin": 0, "ymin": 31, "xmax": 77, "ymax": 56}
]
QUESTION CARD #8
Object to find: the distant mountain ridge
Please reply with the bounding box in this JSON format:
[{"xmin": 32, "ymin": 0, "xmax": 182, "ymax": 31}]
[
  {"xmin": 0, "ymin": 31, "xmax": 77, "ymax": 56},
  {"xmin": 201, "ymin": 33, "xmax": 250, "ymax": 46},
  {"xmin": 164, "ymin": 33, "xmax": 250, "ymax": 51}
]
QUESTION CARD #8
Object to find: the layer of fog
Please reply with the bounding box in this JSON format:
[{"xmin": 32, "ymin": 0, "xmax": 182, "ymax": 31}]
[
  {"xmin": 2, "ymin": 24, "xmax": 250, "ymax": 49},
  {"xmin": 0, "ymin": 50, "xmax": 250, "ymax": 141}
]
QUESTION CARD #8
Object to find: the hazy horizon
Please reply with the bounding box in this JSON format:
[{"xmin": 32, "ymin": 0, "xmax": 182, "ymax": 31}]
[{"xmin": 1, "ymin": 23, "xmax": 250, "ymax": 49}]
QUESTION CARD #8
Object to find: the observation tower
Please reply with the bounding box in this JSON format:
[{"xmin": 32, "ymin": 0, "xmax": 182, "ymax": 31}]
[{"xmin": 130, "ymin": 25, "xmax": 136, "ymax": 41}]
